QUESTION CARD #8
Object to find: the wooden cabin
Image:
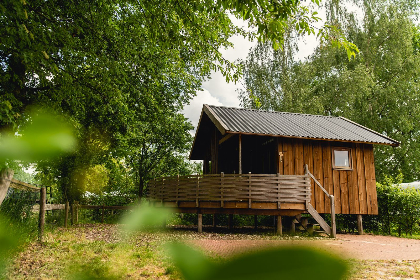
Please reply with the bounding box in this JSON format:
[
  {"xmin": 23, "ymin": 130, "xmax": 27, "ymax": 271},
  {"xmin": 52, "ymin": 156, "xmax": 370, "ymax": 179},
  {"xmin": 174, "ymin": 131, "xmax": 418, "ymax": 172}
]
[{"xmin": 148, "ymin": 105, "xmax": 399, "ymax": 236}]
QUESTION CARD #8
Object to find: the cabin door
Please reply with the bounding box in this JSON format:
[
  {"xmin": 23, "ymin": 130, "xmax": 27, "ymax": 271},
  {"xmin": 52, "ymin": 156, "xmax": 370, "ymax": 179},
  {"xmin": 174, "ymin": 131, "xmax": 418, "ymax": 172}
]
[
  {"xmin": 277, "ymin": 138, "xmax": 301, "ymax": 175},
  {"xmin": 277, "ymin": 139, "xmax": 284, "ymax": 175}
]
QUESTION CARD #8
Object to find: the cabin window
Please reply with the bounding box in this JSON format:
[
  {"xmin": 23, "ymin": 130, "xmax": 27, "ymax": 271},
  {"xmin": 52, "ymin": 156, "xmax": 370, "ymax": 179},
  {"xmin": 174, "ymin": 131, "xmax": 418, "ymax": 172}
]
[{"xmin": 332, "ymin": 148, "xmax": 352, "ymax": 170}]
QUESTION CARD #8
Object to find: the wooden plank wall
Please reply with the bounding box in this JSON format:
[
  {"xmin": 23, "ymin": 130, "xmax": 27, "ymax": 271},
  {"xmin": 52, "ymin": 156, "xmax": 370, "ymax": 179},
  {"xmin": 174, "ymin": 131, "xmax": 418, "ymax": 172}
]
[
  {"xmin": 278, "ymin": 139, "xmax": 378, "ymax": 215},
  {"xmin": 210, "ymin": 126, "xmax": 219, "ymax": 174}
]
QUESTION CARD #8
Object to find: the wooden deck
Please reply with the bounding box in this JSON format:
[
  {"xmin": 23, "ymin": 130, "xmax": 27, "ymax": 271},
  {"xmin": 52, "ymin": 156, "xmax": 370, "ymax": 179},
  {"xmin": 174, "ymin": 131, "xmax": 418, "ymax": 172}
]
[{"xmin": 147, "ymin": 173, "xmax": 311, "ymax": 216}]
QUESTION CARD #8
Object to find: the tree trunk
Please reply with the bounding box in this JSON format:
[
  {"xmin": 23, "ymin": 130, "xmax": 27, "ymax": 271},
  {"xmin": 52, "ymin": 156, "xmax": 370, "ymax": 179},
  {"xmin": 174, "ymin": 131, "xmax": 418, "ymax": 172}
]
[
  {"xmin": 138, "ymin": 175, "xmax": 144, "ymax": 199},
  {"xmin": 0, "ymin": 169, "xmax": 14, "ymax": 206}
]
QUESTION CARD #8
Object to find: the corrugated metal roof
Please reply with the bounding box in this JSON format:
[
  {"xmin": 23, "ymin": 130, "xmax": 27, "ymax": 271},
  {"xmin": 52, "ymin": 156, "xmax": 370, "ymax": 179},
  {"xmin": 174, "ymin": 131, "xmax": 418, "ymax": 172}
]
[{"xmin": 207, "ymin": 105, "xmax": 399, "ymax": 146}]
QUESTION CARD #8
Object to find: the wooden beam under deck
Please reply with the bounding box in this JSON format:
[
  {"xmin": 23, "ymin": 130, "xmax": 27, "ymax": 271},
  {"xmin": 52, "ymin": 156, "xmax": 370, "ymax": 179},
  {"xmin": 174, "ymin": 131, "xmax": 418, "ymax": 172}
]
[{"xmin": 151, "ymin": 201, "xmax": 306, "ymax": 216}]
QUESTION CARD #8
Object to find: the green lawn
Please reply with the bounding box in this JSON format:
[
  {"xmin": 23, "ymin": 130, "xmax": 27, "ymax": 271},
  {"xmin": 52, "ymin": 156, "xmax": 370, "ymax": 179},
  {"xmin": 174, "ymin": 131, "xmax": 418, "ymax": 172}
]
[{"xmin": 4, "ymin": 224, "xmax": 420, "ymax": 280}]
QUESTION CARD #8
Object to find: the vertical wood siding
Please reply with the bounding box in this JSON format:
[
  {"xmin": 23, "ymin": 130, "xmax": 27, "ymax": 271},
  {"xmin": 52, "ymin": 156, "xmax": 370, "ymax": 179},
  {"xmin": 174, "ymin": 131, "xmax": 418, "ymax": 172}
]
[{"xmin": 278, "ymin": 139, "xmax": 378, "ymax": 215}]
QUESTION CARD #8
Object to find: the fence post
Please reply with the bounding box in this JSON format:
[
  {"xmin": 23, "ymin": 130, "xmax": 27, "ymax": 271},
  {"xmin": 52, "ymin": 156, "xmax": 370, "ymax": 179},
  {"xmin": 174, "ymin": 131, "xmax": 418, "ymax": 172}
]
[
  {"xmin": 198, "ymin": 213, "xmax": 203, "ymax": 233},
  {"xmin": 176, "ymin": 174, "xmax": 179, "ymax": 206},
  {"xmin": 101, "ymin": 205, "xmax": 105, "ymax": 223},
  {"xmin": 357, "ymin": 214, "xmax": 363, "ymax": 235},
  {"xmin": 64, "ymin": 201, "xmax": 69, "ymax": 228},
  {"xmin": 70, "ymin": 203, "xmax": 74, "ymax": 225},
  {"xmin": 277, "ymin": 173, "xmax": 281, "ymax": 209},
  {"xmin": 38, "ymin": 187, "xmax": 46, "ymax": 242},
  {"xmin": 276, "ymin": 215, "xmax": 282, "ymax": 236},
  {"xmin": 248, "ymin": 172, "xmax": 252, "ymax": 208},
  {"xmin": 221, "ymin": 172, "xmax": 224, "ymax": 208},
  {"xmin": 196, "ymin": 175, "xmax": 199, "ymax": 207},
  {"xmin": 75, "ymin": 201, "xmax": 79, "ymax": 224},
  {"xmin": 330, "ymin": 195, "xmax": 336, "ymax": 238},
  {"xmin": 161, "ymin": 177, "xmax": 164, "ymax": 206}
]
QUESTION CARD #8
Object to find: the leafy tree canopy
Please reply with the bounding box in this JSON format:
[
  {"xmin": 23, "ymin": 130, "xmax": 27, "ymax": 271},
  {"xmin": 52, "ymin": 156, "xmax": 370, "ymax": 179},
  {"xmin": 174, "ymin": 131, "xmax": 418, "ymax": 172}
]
[
  {"xmin": 0, "ymin": 0, "xmax": 359, "ymax": 200},
  {"xmin": 239, "ymin": 0, "xmax": 420, "ymax": 182}
]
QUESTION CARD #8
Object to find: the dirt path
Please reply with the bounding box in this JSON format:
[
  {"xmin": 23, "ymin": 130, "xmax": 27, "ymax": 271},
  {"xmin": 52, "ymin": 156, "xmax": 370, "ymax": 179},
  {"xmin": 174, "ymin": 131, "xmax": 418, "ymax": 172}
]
[{"xmin": 190, "ymin": 234, "xmax": 420, "ymax": 260}]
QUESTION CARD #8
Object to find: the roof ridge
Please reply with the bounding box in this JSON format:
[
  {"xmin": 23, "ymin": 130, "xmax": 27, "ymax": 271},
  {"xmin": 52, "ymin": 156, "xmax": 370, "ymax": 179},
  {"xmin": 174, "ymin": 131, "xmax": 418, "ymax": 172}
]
[
  {"xmin": 205, "ymin": 104, "xmax": 399, "ymax": 147},
  {"xmin": 338, "ymin": 116, "xmax": 400, "ymax": 145},
  {"xmin": 207, "ymin": 104, "xmax": 340, "ymax": 119}
]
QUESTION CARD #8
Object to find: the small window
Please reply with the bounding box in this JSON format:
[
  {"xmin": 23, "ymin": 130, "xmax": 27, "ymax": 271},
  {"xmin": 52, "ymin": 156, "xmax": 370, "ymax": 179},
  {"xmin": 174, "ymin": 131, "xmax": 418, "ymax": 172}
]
[{"xmin": 332, "ymin": 148, "xmax": 352, "ymax": 170}]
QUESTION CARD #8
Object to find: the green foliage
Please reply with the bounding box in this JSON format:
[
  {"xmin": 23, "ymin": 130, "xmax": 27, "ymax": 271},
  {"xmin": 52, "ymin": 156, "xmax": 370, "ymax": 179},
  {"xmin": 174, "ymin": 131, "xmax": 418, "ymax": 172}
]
[
  {"xmin": 0, "ymin": 188, "xmax": 38, "ymax": 224},
  {"xmin": 68, "ymin": 258, "xmax": 120, "ymax": 280},
  {"xmin": 168, "ymin": 243, "xmax": 347, "ymax": 280},
  {"xmin": 0, "ymin": 215, "xmax": 23, "ymax": 275},
  {"xmin": 239, "ymin": 0, "xmax": 420, "ymax": 182},
  {"xmin": 375, "ymin": 175, "xmax": 420, "ymax": 236},
  {"xmin": 121, "ymin": 205, "xmax": 347, "ymax": 280},
  {"xmin": 0, "ymin": 109, "xmax": 76, "ymax": 163},
  {"xmin": 121, "ymin": 204, "xmax": 174, "ymax": 233}
]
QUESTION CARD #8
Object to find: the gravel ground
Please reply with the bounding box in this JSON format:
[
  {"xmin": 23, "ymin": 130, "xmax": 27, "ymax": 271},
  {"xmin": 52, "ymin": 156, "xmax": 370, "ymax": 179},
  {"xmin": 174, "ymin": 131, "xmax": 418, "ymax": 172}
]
[
  {"xmin": 53, "ymin": 224, "xmax": 420, "ymax": 261},
  {"xmin": 189, "ymin": 233, "xmax": 420, "ymax": 260}
]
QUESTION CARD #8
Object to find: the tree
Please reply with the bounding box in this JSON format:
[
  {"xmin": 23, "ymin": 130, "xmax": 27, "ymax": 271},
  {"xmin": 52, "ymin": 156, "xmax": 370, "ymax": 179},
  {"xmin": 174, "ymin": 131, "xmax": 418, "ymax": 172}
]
[
  {"xmin": 1, "ymin": 0, "xmax": 355, "ymax": 200},
  {"xmin": 239, "ymin": 0, "xmax": 420, "ymax": 182},
  {"xmin": 121, "ymin": 109, "xmax": 196, "ymax": 198}
]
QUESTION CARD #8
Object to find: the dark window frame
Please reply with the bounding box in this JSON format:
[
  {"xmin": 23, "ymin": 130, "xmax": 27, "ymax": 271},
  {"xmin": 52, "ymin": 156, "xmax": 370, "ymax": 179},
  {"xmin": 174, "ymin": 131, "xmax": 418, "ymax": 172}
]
[{"xmin": 332, "ymin": 147, "xmax": 353, "ymax": 170}]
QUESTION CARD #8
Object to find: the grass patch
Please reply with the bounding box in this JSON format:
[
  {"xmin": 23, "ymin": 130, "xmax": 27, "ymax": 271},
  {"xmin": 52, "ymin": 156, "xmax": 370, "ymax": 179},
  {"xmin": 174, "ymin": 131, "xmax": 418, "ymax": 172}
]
[
  {"xmin": 345, "ymin": 259, "xmax": 420, "ymax": 279},
  {"xmin": 4, "ymin": 225, "xmax": 181, "ymax": 280},
  {"xmin": 4, "ymin": 224, "xmax": 420, "ymax": 279}
]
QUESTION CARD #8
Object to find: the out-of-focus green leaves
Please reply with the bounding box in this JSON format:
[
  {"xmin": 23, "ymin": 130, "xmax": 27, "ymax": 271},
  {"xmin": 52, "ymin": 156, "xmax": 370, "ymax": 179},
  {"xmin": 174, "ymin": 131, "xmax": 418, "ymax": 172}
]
[
  {"xmin": 168, "ymin": 243, "xmax": 347, "ymax": 280},
  {"xmin": 166, "ymin": 243, "xmax": 217, "ymax": 280},
  {"xmin": 0, "ymin": 214, "xmax": 23, "ymax": 274},
  {"xmin": 121, "ymin": 203, "xmax": 173, "ymax": 232},
  {"xmin": 208, "ymin": 246, "xmax": 347, "ymax": 280},
  {"xmin": 0, "ymin": 111, "xmax": 76, "ymax": 162},
  {"xmin": 67, "ymin": 258, "xmax": 120, "ymax": 280}
]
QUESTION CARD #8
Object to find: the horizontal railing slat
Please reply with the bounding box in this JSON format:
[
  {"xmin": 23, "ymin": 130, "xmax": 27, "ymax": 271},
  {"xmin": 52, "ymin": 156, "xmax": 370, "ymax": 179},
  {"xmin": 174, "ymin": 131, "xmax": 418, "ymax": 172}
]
[{"xmin": 147, "ymin": 174, "xmax": 311, "ymax": 206}]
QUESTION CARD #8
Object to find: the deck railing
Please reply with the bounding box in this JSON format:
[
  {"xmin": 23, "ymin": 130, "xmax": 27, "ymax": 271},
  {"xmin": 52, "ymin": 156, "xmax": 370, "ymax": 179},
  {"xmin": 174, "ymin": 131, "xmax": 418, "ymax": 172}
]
[{"xmin": 147, "ymin": 173, "xmax": 311, "ymax": 206}]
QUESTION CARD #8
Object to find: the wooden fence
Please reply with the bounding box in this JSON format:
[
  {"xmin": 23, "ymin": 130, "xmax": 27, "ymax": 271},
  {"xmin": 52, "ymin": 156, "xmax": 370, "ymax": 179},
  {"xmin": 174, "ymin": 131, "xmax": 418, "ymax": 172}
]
[{"xmin": 147, "ymin": 173, "xmax": 311, "ymax": 207}]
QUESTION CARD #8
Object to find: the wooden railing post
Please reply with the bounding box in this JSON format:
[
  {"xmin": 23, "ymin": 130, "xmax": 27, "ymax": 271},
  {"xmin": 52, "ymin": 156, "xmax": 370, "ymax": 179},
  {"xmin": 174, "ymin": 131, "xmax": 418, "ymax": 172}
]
[
  {"xmin": 239, "ymin": 134, "xmax": 242, "ymax": 174},
  {"xmin": 330, "ymin": 195, "xmax": 336, "ymax": 238},
  {"xmin": 75, "ymin": 201, "xmax": 79, "ymax": 224},
  {"xmin": 277, "ymin": 173, "xmax": 281, "ymax": 209},
  {"xmin": 38, "ymin": 187, "xmax": 46, "ymax": 242},
  {"xmin": 220, "ymin": 172, "xmax": 224, "ymax": 208},
  {"xmin": 198, "ymin": 213, "xmax": 203, "ymax": 233},
  {"xmin": 276, "ymin": 216, "xmax": 282, "ymax": 236},
  {"xmin": 196, "ymin": 175, "xmax": 199, "ymax": 207},
  {"xmin": 248, "ymin": 172, "xmax": 251, "ymax": 208},
  {"xmin": 64, "ymin": 201, "xmax": 69, "ymax": 228},
  {"xmin": 176, "ymin": 174, "xmax": 179, "ymax": 206},
  {"xmin": 357, "ymin": 214, "xmax": 364, "ymax": 235},
  {"xmin": 161, "ymin": 177, "xmax": 164, "ymax": 205},
  {"xmin": 101, "ymin": 205, "xmax": 104, "ymax": 223}
]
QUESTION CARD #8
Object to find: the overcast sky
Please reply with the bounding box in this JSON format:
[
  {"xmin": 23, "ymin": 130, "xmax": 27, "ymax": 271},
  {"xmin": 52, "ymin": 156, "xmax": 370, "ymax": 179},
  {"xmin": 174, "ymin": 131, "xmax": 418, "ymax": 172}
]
[{"xmin": 182, "ymin": 14, "xmax": 324, "ymax": 130}]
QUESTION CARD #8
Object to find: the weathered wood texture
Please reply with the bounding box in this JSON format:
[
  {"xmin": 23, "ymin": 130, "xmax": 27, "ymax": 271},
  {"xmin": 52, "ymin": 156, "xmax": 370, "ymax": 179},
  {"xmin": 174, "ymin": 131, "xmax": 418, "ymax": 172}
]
[
  {"xmin": 278, "ymin": 139, "xmax": 378, "ymax": 215},
  {"xmin": 148, "ymin": 174, "xmax": 311, "ymax": 208},
  {"xmin": 10, "ymin": 178, "xmax": 40, "ymax": 191},
  {"xmin": 38, "ymin": 187, "xmax": 46, "ymax": 242},
  {"xmin": 32, "ymin": 203, "xmax": 65, "ymax": 211},
  {"xmin": 0, "ymin": 169, "xmax": 14, "ymax": 206}
]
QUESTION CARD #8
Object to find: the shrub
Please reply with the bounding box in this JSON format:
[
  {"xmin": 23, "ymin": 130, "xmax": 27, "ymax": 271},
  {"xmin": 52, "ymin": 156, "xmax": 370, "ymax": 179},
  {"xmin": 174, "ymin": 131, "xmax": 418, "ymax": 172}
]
[{"xmin": 372, "ymin": 174, "xmax": 420, "ymax": 236}]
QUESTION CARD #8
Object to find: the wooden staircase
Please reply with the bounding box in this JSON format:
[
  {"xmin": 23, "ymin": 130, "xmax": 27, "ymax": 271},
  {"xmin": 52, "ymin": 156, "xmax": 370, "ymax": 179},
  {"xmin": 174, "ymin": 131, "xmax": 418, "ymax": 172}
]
[{"xmin": 304, "ymin": 165, "xmax": 336, "ymax": 238}]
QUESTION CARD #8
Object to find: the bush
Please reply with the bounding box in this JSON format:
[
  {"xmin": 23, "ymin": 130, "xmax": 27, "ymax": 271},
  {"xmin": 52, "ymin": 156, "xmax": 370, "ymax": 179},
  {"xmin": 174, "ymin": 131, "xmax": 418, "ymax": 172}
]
[
  {"xmin": 370, "ymin": 174, "xmax": 420, "ymax": 236},
  {"xmin": 0, "ymin": 188, "xmax": 38, "ymax": 224}
]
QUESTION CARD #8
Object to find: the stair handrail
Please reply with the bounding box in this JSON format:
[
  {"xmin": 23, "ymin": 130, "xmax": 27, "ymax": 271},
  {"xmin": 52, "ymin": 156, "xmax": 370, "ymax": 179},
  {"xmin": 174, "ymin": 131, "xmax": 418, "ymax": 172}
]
[{"xmin": 304, "ymin": 164, "xmax": 336, "ymax": 238}]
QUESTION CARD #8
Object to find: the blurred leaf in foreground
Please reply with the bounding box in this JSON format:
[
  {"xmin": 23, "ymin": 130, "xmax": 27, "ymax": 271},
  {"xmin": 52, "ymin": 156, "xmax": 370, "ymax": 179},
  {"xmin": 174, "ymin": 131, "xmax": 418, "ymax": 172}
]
[
  {"xmin": 168, "ymin": 243, "xmax": 347, "ymax": 280},
  {"xmin": 67, "ymin": 258, "xmax": 119, "ymax": 280},
  {"xmin": 0, "ymin": 110, "xmax": 76, "ymax": 162},
  {"xmin": 166, "ymin": 243, "xmax": 217, "ymax": 280},
  {"xmin": 0, "ymin": 214, "xmax": 23, "ymax": 275},
  {"xmin": 120, "ymin": 203, "xmax": 173, "ymax": 233}
]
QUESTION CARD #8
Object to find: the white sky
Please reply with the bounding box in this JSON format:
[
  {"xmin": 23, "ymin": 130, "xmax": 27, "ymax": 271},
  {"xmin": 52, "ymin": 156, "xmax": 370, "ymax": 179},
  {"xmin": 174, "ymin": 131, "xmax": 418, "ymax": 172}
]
[
  {"xmin": 180, "ymin": 1, "xmax": 345, "ymax": 130},
  {"xmin": 182, "ymin": 28, "xmax": 320, "ymax": 130}
]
